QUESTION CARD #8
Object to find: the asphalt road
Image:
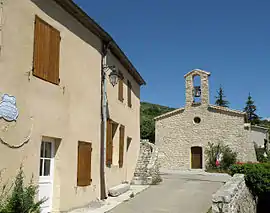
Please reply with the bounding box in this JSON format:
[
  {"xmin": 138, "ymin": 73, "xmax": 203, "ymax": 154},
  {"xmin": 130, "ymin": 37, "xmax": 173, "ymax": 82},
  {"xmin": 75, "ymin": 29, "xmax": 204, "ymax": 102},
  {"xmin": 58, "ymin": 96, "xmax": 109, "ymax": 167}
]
[{"xmin": 107, "ymin": 172, "xmax": 230, "ymax": 213}]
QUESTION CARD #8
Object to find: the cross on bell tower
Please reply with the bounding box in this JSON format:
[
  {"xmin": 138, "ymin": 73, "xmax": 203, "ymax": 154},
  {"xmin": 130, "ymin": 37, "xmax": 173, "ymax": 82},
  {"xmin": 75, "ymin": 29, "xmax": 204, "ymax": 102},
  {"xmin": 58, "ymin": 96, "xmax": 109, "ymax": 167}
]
[{"xmin": 184, "ymin": 69, "xmax": 211, "ymax": 107}]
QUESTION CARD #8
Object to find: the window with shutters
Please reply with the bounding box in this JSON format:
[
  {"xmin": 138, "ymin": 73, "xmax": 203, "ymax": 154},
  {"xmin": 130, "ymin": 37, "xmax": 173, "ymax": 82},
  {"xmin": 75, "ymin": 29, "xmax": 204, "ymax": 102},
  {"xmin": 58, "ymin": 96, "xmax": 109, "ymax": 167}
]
[
  {"xmin": 33, "ymin": 16, "xmax": 60, "ymax": 85},
  {"xmin": 118, "ymin": 72, "xmax": 124, "ymax": 102},
  {"xmin": 127, "ymin": 80, "xmax": 132, "ymax": 108},
  {"xmin": 77, "ymin": 141, "xmax": 92, "ymax": 187},
  {"xmin": 119, "ymin": 125, "xmax": 125, "ymax": 168}
]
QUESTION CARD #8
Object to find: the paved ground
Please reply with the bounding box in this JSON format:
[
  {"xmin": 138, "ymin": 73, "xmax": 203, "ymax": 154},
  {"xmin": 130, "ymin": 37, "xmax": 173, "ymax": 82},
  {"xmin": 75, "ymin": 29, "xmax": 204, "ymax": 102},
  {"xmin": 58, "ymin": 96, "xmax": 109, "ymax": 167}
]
[
  {"xmin": 70, "ymin": 185, "xmax": 150, "ymax": 213},
  {"xmin": 107, "ymin": 172, "xmax": 230, "ymax": 213}
]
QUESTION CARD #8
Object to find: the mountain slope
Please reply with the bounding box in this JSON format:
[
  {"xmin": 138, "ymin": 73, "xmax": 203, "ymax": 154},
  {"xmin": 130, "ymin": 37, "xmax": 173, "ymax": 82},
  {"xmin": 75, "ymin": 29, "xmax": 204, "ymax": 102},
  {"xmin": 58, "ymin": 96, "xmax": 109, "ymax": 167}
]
[{"xmin": 140, "ymin": 102, "xmax": 176, "ymax": 142}]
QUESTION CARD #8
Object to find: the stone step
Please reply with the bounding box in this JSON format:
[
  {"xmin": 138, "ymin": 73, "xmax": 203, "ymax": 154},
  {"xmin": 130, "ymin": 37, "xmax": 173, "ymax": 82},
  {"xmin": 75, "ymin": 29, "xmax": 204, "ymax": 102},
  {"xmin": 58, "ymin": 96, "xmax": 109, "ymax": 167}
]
[
  {"xmin": 131, "ymin": 176, "xmax": 153, "ymax": 185},
  {"xmin": 108, "ymin": 183, "xmax": 130, "ymax": 197}
]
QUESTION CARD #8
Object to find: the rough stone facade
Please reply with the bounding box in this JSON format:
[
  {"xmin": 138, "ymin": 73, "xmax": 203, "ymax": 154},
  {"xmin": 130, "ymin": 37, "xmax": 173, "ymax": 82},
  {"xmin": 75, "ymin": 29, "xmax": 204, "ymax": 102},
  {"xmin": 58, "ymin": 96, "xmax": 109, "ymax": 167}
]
[
  {"xmin": 155, "ymin": 69, "xmax": 257, "ymax": 170},
  {"xmin": 132, "ymin": 140, "xmax": 161, "ymax": 185},
  {"xmin": 212, "ymin": 174, "xmax": 256, "ymax": 213}
]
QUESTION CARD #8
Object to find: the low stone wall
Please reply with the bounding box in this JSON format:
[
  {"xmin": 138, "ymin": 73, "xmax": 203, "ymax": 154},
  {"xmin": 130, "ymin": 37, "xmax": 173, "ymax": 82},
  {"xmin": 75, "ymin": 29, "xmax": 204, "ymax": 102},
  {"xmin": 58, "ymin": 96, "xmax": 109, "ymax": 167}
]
[
  {"xmin": 132, "ymin": 140, "xmax": 161, "ymax": 185},
  {"xmin": 212, "ymin": 174, "xmax": 256, "ymax": 213}
]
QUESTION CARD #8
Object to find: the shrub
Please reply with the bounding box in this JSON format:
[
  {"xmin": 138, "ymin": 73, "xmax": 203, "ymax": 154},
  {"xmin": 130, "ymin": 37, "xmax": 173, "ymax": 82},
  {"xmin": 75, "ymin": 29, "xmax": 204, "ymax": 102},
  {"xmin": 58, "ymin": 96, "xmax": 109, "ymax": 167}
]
[
  {"xmin": 205, "ymin": 142, "xmax": 219, "ymax": 169},
  {"xmin": 205, "ymin": 142, "xmax": 237, "ymax": 171},
  {"xmin": 230, "ymin": 163, "xmax": 270, "ymax": 197},
  {"xmin": 220, "ymin": 145, "xmax": 237, "ymax": 170},
  {"xmin": 0, "ymin": 170, "xmax": 12, "ymax": 212},
  {"xmin": 207, "ymin": 207, "xmax": 212, "ymax": 213},
  {"xmin": 0, "ymin": 166, "xmax": 46, "ymax": 213}
]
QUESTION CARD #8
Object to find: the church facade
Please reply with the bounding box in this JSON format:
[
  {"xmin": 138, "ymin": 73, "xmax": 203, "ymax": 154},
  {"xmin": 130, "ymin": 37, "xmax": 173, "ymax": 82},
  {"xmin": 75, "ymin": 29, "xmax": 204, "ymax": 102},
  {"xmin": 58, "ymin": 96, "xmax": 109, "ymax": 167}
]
[{"xmin": 155, "ymin": 69, "xmax": 256, "ymax": 170}]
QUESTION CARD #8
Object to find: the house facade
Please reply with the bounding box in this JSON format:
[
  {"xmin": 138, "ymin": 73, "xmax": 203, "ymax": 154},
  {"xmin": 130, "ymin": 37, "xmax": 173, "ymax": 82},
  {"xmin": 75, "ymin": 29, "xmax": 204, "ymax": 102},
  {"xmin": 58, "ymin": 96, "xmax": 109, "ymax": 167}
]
[
  {"xmin": 250, "ymin": 126, "xmax": 269, "ymax": 149},
  {"xmin": 155, "ymin": 69, "xmax": 256, "ymax": 170},
  {"xmin": 0, "ymin": 0, "xmax": 145, "ymax": 212}
]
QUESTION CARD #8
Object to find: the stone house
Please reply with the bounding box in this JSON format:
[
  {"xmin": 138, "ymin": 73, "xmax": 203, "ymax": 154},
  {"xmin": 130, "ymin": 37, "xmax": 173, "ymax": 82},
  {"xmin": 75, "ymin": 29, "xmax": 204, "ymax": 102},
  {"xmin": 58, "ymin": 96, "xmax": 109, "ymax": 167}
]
[
  {"xmin": 250, "ymin": 125, "xmax": 269, "ymax": 149},
  {"xmin": 0, "ymin": 0, "xmax": 145, "ymax": 212},
  {"xmin": 155, "ymin": 69, "xmax": 256, "ymax": 170}
]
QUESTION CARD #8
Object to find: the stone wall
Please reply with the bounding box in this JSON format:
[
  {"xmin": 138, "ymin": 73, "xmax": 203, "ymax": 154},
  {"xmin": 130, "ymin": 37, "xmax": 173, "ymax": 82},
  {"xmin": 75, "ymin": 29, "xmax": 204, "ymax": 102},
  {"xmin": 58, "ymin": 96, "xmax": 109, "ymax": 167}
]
[
  {"xmin": 212, "ymin": 174, "xmax": 256, "ymax": 213},
  {"xmin": 132, "ymin": 140, "xmax": 161, "ymax": 185}
]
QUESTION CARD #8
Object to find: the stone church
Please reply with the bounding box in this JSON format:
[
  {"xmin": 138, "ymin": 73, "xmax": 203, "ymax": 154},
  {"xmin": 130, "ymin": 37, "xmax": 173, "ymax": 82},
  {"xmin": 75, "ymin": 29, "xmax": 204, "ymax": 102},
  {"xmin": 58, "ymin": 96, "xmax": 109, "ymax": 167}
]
[{"xmin": 155, "ymin": 69, "xmax": 256, "ymax": 170}]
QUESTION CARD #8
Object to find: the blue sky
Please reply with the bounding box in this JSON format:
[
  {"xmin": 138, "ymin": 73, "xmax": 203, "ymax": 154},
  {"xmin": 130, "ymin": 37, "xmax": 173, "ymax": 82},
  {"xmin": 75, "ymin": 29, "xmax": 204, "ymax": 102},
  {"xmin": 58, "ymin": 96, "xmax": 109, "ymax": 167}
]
[{"xmin": 74, "ymin": 0, "xmax": 270, "ymax": 119}]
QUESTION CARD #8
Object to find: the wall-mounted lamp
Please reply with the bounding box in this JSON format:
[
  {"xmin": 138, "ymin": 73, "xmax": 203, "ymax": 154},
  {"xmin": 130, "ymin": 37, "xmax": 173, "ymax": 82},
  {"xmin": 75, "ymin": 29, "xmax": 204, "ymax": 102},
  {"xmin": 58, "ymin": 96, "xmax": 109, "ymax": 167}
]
[{"xmin": 103, "ymin": 65, "xmax": 120, "ymax": 87}]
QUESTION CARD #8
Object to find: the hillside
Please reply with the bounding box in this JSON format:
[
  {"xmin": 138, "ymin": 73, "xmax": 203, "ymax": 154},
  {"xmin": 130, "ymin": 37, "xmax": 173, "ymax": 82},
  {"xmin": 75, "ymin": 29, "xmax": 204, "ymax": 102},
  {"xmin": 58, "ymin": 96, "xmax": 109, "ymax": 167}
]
[{"xmin": 140, "ymin": 102, "xmax": 176, "ymax": 143}]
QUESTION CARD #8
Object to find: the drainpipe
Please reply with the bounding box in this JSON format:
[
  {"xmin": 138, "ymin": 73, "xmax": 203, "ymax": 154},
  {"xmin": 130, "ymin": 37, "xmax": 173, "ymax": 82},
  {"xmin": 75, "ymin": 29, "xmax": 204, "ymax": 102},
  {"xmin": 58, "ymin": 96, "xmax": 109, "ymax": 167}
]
[
  {"xmin": 0, "ymin": 0, "xmax": 4, "ymax": 57},
  {"xmin": 100, "ymin": 41, "xmax": 111, "ymax": 200}
]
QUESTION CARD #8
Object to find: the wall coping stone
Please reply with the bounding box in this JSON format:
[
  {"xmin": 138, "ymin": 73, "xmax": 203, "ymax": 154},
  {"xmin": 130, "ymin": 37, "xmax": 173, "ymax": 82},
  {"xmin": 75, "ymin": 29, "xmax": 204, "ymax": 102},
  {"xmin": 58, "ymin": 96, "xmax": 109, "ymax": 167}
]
[
  {"xmin": 212, "ymin": 174, "xmax": 256, "ymax": 213},
  {"xmin": 212, "ymin": 174, "xmax": 244, "ymax": 203}
]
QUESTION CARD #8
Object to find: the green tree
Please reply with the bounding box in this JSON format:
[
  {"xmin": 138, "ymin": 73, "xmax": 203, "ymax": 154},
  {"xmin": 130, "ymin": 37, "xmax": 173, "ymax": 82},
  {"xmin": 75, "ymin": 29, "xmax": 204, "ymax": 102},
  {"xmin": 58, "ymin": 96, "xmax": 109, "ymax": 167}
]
[
  {"xmin": 244, "ymin": 93, "xmax": 260, "ymax": 125},
  {"xmin": 215, "ymin": 85, "xmax": 229, "ymax": 107}
]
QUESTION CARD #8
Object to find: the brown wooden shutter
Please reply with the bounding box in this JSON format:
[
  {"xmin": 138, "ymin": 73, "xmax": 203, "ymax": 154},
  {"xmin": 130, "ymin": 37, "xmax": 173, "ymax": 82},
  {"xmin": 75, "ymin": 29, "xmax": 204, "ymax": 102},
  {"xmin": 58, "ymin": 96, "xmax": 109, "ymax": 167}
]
[
  {"xmin": 126, "ymin": 137, "xmax": 132, "ymax": 151},
  {"xmin": 106, "ymin": 120, "xmax": 113, "ymax": 166},
  {"xmin": 119, "ymin": 125, "xmax": 125, "ymax": 168},
  {"xmin": 77, "ymin": 142, "xmax": 92, "ymax": 186},
  {"xmin": 34, "ymin": 16, "xmax": 48, "ymax": 80},
  {"xmin": 33, "ymin": 16, "xmax": 60, "ymax": 85},
  {"xmin": 118, "ymin": 78, "xmax": 124, "ymax": 102},
  {"xmin": 48, "ymin": 26, "xmax": 60, "ymax": 84},
  {"xmin": 128, "ymin": 80, "xmax": 132, "ymax": 107}
]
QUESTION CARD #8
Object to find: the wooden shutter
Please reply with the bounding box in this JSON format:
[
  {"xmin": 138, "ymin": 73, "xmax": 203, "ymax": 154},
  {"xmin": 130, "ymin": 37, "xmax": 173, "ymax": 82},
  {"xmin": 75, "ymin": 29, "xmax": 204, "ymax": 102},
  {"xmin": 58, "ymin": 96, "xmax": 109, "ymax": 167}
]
[
  {"xmin": 77, "ymin": 142, "xmax": 92, "ymax": 186},
  {"xmin": 48, "ymin": 26, "xmax": 60, "ymax": 84},
  {"xmin": 106, "ymin": 120, "xmax": 113, "ymax": 166},
  {"xmin": 118, "ymin": 78, "xmax": 124, "ymax": 102},
  {"xmin": 119, "ymin": 125, "xmax": 125, "ymax": 168},
  {"xmin": 128, "ymin": 80, "xmax": 132, "ymax": 107},
  {"xmin": 33, "ymin": 16, "xmax": 60, "ymax": 85},
  {"xmin": 126, "ymin": 137, "xmax": 132, "ymax": 151}
]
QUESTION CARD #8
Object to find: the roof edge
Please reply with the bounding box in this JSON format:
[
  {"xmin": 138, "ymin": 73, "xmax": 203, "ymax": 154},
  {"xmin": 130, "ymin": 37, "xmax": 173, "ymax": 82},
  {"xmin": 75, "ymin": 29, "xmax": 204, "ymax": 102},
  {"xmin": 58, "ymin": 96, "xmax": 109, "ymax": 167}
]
[
  {"xmin": 209, "ymin": 105, "xmax": 246, "ymax": 116},
  {"xmin": 251, "ymin": 125, "xmax": 269, "ymax": 132},
  {"xmin": 154, "ymin": 108, "xmax": 185, "ymax": 121},
  {"xmin": 53, "ymin": 0, "xmax": 146, "ymax": 85},
  {"xmin": 184, "ymin": 69, "xmax": 211, "ymax": 78}
]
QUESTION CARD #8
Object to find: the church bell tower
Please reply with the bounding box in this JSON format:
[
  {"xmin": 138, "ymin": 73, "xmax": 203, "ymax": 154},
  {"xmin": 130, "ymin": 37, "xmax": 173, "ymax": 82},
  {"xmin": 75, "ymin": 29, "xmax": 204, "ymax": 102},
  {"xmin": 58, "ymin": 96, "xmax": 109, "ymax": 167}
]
[{"xmin": 184, "ymin": 69, "xmax": 210, "ymax": 107}]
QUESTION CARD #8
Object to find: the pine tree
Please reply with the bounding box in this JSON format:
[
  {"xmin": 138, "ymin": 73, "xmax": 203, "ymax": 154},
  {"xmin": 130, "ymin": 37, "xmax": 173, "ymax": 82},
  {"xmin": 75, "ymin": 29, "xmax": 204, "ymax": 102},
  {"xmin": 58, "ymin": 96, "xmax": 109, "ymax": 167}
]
[
  {"xmin": 215, "ymin": 85, "xmax": 230, "ymax": 107},
  {"xmin": 244, "ymin": 93, "xmax": 260, "ymax": 125}
]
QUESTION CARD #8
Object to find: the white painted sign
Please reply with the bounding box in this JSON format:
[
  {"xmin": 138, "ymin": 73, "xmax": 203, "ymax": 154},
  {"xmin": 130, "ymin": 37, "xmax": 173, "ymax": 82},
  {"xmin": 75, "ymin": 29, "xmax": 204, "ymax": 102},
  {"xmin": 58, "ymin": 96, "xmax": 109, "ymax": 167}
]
[{"xmin": 0, "ymin": 94, "xmax": 19, "ymax": 122}]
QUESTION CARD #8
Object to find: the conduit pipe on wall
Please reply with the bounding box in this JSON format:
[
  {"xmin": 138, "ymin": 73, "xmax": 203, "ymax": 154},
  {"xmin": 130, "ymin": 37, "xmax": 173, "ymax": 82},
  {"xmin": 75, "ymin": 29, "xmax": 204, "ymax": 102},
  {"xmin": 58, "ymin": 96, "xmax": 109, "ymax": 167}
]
[
  {"xmin": 100, "ymin": 41, "xmax": 111, "ymax": 200},
  {"xmin": 0, "ymin": 0, "xmax": 4, "ymax": 57}
]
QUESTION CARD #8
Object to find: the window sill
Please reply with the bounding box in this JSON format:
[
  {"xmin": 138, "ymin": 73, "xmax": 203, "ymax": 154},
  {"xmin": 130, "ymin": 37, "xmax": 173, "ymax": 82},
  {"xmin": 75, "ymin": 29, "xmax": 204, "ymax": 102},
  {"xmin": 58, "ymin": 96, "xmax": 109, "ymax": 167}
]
[
  {"xmin": 106, "ymin": 164, "xmax": 122, "ymax": 169},
  {"xmin": 118, "ymin": 99, "xmax": 124, "ymax": 103},
  {"xmin": 33, "ymin": 74, "xmax": 60, "ymax": 86},
  {"xmin": 76, "ymin": 179, "xmax": 92, "ymax": 188}
]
